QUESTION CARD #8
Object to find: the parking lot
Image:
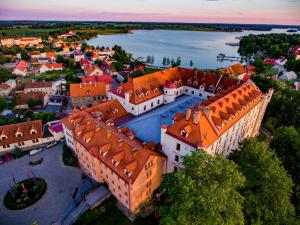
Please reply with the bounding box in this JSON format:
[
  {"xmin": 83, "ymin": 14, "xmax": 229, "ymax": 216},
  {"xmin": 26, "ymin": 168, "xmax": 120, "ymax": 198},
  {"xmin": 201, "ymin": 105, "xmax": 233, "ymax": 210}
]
[{"xmin": 0, "ymin": 143, "xmax": 82, "ymax": 225}]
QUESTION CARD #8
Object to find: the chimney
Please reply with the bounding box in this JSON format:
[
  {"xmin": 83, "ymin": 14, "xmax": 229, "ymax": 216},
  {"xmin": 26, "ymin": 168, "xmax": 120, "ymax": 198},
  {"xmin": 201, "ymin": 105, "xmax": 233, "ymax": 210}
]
[
  {"xmin": 193, "ymin": 111, "xmax": 201, "ymax": 124},
  {"xmin": 186, "ymin": 108, "xmax": 192, "ymax": 121}
]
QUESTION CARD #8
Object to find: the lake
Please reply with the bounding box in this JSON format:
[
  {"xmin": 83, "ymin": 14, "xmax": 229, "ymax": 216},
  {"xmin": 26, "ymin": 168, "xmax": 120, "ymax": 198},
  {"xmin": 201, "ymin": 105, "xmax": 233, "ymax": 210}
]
[{"xmin": 87, "ymin": 29, "xmax": 298, "ymax": 69}]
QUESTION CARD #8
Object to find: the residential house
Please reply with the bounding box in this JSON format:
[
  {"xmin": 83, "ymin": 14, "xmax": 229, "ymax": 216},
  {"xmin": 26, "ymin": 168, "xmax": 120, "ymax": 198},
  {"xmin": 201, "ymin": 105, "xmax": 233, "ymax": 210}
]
[
  {"xmin": 70, "ymin": 82, "xmax": 109, "ymax": 108},
  {"xmin": 15, "ymin": 91, "xmax": 48, "ymax": 109},
  {"xmin": 40, "ymin": 52, "xmax": 57, "ymax": 61},
  {"xmin": 13, "ymin": 60, "xmax": 28, "ymax": 76},
  {"xmin": 81, "ymin": 75, "xmax": 113, "ymax": 85},
  {"xmin": 279, "ymin": 71, "xmax": 297, "ymax": 80},
  {"xmin": 74, "ymin": 51, "xmax": 85, "ymax": 62},
  {"xmin": 0, "ymin": 37, "xmax": 42, "ymax": 47},
  {"xmin": 275, "ymin": 56, "xmax": 288, "ymax": 67},
  {"xmin": 0, "ymin": 120, "xmax": 43, "ymax": 155},
  {"xmin": 39, "ymin": 63, "xmax": 63, "ymax": 74},
  {"xmin": 0, "ymin": 79, "xmax": 16, "ymax": 96},
  {"xmin": 24, "ymin": 81, "xmax": 56, "ymax": 95},
  {"xmin": 83, "ymin": 64, "xmax": 103, "ymax": 76}
]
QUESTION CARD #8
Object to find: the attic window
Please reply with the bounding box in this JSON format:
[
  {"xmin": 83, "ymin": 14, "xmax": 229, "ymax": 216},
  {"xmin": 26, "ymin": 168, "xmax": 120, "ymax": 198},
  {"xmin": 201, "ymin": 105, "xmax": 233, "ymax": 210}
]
[
  {"xmin": 209, "ymin": 85, "xmax": 214, "ymax": 91},
  {"xmin": 123, "ymin": 169, "xmax": 133, "ymax": 177},
  {"xmin": 193, "ymin": 81, "xmax": 198, "ymax": 86},
  {"xmin": 217, "ymin": 87, "xmax": 222, "ymax": 93},
  {"xmin": 30, "ymin": 129, "xmax": 37, "ymax": 135},
  {"xmin": 181, "ymin": 130, "xmax": 187, "ymax": 138},
  {"xmin": 100, "ymin": 150, "xmax": 108, "ymax": 157},
  {"xmin": 112, "ymin": 159, "xmax": 120, "ymax": 167},
  {"xmin": 199, "ymin": 85, "xmax": 204, "ymax": 90},
  {"xmin": 1, "ymin": 136, "xmax": 7, "ymax": 140},
  {"xmin": 187, "ymin": 80, "xmax": 192, "ymax": 85},
  {"xmin": 16, "ymin": 132, "xmax": 23, "ymax": 138}
]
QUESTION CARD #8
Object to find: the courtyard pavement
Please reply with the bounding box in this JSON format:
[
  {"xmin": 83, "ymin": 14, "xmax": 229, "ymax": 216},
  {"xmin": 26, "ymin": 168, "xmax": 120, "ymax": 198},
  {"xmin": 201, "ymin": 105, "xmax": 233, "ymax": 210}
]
[
  {"xmin": 0, "ymin": 144, "xmax": 82, "ymax": 225},
  {"xmin": 123, "ymin": 95, "xmax": 202, "ymax": 143}
]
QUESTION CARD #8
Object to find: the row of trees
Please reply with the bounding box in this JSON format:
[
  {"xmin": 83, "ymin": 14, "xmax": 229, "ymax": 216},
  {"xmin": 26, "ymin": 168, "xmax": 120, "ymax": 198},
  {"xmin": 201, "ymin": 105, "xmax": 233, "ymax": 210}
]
[
  {"xmin": 238, "ymin": 33, "xmax": 300, "ymax": 58},
  {"xmin": 158, "ymin": 138, "xmax": 298, "ymax": 225}
]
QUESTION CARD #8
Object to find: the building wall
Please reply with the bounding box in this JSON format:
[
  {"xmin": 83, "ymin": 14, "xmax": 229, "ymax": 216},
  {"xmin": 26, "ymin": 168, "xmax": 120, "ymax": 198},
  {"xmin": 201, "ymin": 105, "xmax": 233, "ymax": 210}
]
[
  {"xmin": 62, "ymin": 124, "xmax": 76, "ymax": 153},
  {"xmin": 129, "ymin": 155, "xmax": 165, "ymax": 213},
  {"xmin": 0, "ymin": 138, "xmax": 43, "ymax": 156},
  {"xmin": 24, "ymin": 87, "xmax": 55, "ymax": 95},
  {"xmin": 161, "ymin": 100, "xmax": 268, "ymax": 173},
  {"xmin": 75, "ymin": 140, "xmax": 165, "ymax": 215},
  {"xmin": 71, "ymin": 95, "xmax": 106, "ymax": 108}
]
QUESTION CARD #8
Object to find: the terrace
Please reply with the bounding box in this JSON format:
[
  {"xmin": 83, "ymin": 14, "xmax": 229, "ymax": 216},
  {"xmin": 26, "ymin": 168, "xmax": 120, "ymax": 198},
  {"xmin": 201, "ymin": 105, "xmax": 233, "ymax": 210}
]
[{"xmin": 122, "ymin": 95, "xmax": 202, "ymax": 143}]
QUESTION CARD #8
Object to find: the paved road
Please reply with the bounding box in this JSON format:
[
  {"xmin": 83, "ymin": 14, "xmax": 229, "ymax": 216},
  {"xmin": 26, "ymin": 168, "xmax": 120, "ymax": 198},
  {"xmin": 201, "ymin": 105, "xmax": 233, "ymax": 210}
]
[{"xmin": 0, "ymin": 144, "xmax": 82, "ymax": 225}]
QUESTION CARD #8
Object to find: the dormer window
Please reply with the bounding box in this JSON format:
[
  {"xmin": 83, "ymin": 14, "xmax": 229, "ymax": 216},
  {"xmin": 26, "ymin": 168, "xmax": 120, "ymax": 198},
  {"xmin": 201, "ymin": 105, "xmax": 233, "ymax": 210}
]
[
  {"xmin": 217, "ymin": 87, "xmax": 222, "ymax": 93},
  {"xmin": 16, "ymin": 132, "xmax": 23, "ymax": 138},
  {"xmin": 209, "ymin": 85, "xmax": 214, "ymax": 91},
  {"xmin": 199, "ymin": 85, "xmax": 204, "ymax": 91},
  {"xmin": 193, "ymin": 81, "xmax": 198, "ymax": 86},
  {"xmin": 30, "ymin": 129, "xmax": 37, "ymax": 135},
  {"xmin": 112, "ymin": 159, "xmax": 120, "ymax": 167},
  {"xmin": 187, "ymin": 80, "xmax": 192, "ymax": 85},
  {"xmin": 1, "ymin": 135, "xmax": 7, "ymax": 140},
  {"xmin": 100, "ymin": 150, "xmax": 108, "ymax": 157},
  {"xmin": 181, "ymin": 130, "xmax": 187, "ymax": 138},
  {"xmin": 123, "ymin": 169, "xmax": 132, "ymax": 177}
]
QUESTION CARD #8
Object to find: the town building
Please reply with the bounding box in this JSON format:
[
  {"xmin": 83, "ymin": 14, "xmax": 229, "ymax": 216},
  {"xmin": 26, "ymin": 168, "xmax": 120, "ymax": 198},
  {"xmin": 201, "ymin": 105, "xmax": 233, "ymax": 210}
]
[
  {"xmin": 39, "ymin": 63, "xmax": 63, "ymax": 74},
  {"xmin": 24, "ymin": 81, "xmax": 56, "ymax": 95},
  {"xmin": 70, "ymin": 82, "xmax": 109, "ymax": 108},
  {"xmin": 0, "ymin": 120, "xmax": 43, "ymax": 155},
  {"xmin": 13, "ymin": 60, "xmax": 28, "ymax": 76},
  {"xmin": 15, "ymin": 92, "xmax": 48, "ymax": 109},
  {"xmin": 61, "ymin": 100, "xmax": 166, "ymax": 216},
  {"xmin": 220, "ymin": 63, "xmax": 255, "ymax": 81},
  {"xmin": 279, "ymin": 71, "xmax": 297, "ymax": 80},
  {"xmin": 0, "ymin": 37, "xmax": 42, "ymax": 47},
  {"xmin": 0, "ymin": 80, "xmax": 16, "ymax": 96},
  {"xmin": 160, "ymin": 81, "xmax": 273, "ymax": 173},
  {"xmin": 74, "ymin": 51, "xmax": 85, "ymax": 62}
]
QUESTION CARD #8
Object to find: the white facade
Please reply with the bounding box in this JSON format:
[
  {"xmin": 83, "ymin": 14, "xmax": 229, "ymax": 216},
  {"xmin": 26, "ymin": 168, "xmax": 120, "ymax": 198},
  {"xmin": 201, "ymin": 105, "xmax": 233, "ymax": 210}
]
[
  {"xmin": 24, "ymin": 85, "xmax": 56, "ymax": 95},
  {"xmin": 62, "ymin": 123, "xmax": 76, "ymax": 153},
  {"xmin": 161, "ymin": 89, "xmax": 273, "ymax": 173},
  {"xmin": 108, "ymin": 84, "xmax": 215, "ymax": 116}
]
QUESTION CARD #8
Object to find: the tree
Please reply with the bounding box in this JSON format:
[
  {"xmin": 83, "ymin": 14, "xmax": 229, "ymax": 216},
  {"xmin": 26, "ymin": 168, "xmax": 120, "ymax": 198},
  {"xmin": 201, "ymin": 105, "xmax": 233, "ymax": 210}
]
[
  {"xmin": 162, "ymin": 57, "xmax": 167, "ymax": 66},
  {"xmin": 0, "ymin": 68, "xmax": 14, "ymax": 83},
  {"xmin": 27, "ymin": 98, "xmax": 43, "ymax": 108},
  {"xmin": 21, "ymin": 50, "xmax": 30, "ymax": 61},
  {"xmin": 166, "ymin": 58, "xmax": 170, "ymax": 66},
  {"xmin": 175, "ymin": 57, "xmax": 181, "ymax": 66},
  {"xmin": 229, "ymin": 139, "xmax": 295, "ymax": 225},
  {"xmin": 56, "ymin": 55, "xmax": 65, "ymax": 63},
  {"xmin": 32, "ymin": 112, "xmax": 55, "ymax": 123},
  {"xmin": 85, "ymin": 51, "xmax": 92, "ymax": 58},
  {"xmin": 111, "ymin": 61, "xmax": 124, "ymax": 72},
  {"xmin": 252, "ymin": 59, "xmax": 271, "ymax": 74},
  {"xmin": 190, "ymin": 60, "xmax": 194, "ymax": 68},
  {"xmin": 0, "ymin": 96, "xmax": 8, "ymax": 112},
  {"xmin": 158, "ymin": 151, "xmax": 245, "ymax": 225},
  {"xmin": 81, "ymin": 42, "xmax": 88, "ymax": 51},
  {"xmin": 146, "ymin": 56, "xmax": 151, "ymax": 64},
  {"xmin": 270, "ymin": 127, "xmax": 300, "ymax": 216}
]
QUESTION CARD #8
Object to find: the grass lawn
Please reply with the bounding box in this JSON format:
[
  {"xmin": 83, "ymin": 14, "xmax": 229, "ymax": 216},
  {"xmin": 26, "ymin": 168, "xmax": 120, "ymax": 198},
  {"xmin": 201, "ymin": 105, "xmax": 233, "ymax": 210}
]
[{"xmin": 75, "ymin": 198, "xmax": 158, "ymax": 225}]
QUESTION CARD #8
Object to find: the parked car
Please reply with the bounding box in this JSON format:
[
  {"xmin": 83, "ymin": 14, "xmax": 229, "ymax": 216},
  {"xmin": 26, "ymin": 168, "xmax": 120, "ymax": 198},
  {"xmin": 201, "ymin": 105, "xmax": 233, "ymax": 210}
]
[
  {"xmin": 46, "ymin": 141, "xmax": 57, "ymax": 149},
  {"xmin": 29, "ymin": 148, "xmax": 43, "ymax": 156}
]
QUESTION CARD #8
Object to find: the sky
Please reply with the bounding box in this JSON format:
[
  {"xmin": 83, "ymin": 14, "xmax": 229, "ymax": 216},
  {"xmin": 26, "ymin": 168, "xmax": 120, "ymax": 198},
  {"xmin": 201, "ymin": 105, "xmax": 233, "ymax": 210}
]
[{"xmin": 0, "ymin": 0, "xmax": 299, "ymax": 25}]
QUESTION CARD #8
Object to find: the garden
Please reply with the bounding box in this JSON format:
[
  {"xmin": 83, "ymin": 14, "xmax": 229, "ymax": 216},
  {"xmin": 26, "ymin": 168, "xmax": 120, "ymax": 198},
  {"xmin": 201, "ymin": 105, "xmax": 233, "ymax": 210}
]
[{"xmin": 4, "ymin": 178, "xmax": 47, "ymax": 210}]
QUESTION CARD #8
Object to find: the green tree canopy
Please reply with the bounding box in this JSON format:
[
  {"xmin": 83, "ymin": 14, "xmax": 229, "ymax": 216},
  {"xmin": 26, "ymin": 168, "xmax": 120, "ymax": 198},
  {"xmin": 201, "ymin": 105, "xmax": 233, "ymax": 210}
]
[
  {"xmin": 158, "ymin": 150, "xmax": 245, "ymax": 225},
  {"xmin": 0, "ymin": 96, "xmax": 8, "ymax": 112},
  {"xmin": 270, "ymin": 127, "xmax": 300, "ymax": 217},
  {"xmin": 0, "ymin": 68, "xmax": 14, "ymax": 83},
  {"xmin": 229, "ymin": 139, "xmax": 295, "ymax": 225}
]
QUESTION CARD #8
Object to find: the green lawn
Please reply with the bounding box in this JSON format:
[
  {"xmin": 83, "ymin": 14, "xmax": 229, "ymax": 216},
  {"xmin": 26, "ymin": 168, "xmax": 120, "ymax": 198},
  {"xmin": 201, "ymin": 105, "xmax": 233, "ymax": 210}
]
[{"xmin": 75, "ymin": 198, "xmax": 158, "ymax": 225}]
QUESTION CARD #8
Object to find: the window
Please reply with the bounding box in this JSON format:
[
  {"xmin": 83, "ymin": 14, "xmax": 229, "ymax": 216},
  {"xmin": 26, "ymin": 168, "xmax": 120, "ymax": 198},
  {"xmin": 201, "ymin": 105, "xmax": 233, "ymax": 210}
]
[
  {"xmin": 191, "ymin": 91, "xmax": 194, "ymax": 94},
  {"xmin": 132, "ymin": 107, "xmax": 134, "ymax": 111},
  {"xmin": 174, "ymin": 166, "xmax": 178, "ymax": 172},
  {"xmin": 175, "ymin": 155, "xmax": 180, "ymax": 162},
  {"xmin": 181, "ymin": 130, "xmax": 187, "ymax": 138},
  {"xmin": 151, "ymin": 102, "xmax": 153, "ymax": 107},
  {"xmin": 144, "ymin": 106, "xmax": 146, "ymax": 111},
  {"xmin": 165, "ymin": 91, "xmax": 167, "ymax": 94},
  {"xmin": 185, "ymin": 89, "xmax": 188, "ymax": 92},
  {"xmin": 125, "ymin": 192, "xmax": 128, "ymax": 196},
  {"xmin": 176, "ymin": 143, "xmax": 181, "ymax": 151},
  {"xmin": 157, "ymin": 100, "xmax": 160, "ymax": 104},
  {"xmin": 199, "ymin": 93, "xmax": 202, "ymax": 97}
]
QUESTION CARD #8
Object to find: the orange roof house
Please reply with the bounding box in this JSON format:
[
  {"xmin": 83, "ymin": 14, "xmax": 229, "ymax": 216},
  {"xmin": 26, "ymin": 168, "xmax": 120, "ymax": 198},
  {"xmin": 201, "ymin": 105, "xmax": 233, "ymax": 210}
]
[
  {"xmin": 70, "ymin": 82, "xmax": 109, "ymax": 108},
  {"xmin": 0, "ymin": 120, "xmax": 43, "ymax": 154}
]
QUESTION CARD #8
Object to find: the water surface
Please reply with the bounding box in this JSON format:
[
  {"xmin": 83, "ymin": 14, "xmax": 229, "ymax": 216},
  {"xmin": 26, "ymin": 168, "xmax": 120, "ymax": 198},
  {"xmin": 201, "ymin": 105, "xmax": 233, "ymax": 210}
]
[{"xmin": 87, "ymin": 29, "xmax": 297, "ymax": 69}]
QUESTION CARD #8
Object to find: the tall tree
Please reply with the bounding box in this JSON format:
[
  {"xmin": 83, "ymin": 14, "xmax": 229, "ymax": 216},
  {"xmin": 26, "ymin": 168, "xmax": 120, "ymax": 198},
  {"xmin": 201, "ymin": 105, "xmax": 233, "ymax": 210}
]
[
  {"xmin": 158, "ymin": 151, "xmax": 245, "ymax": 225},
  {"xmin": 270, "ymin": 127, "xmax": 300, "ymax": 217},
  {"xmin": 190, "ymin": 59, "xmax": 194, "ymax": 68},
  {"xmin": 229, "ymin": 139, "xmax": 295, "ymax": 225},
  {"xmin": 162, "ymin": 57, "xmax": 167, "ymax": 66}
]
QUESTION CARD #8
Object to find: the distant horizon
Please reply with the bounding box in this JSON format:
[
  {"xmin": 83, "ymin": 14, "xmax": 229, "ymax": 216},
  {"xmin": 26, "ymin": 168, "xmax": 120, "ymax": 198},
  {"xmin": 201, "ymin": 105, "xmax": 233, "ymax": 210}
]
[
  {"xmin": 1, "ymin": 0, "xmax": 299, "ymax": 26},
  {"xmin": 0, "ymin": 20, "xmax": 299, "ymax": 28}
]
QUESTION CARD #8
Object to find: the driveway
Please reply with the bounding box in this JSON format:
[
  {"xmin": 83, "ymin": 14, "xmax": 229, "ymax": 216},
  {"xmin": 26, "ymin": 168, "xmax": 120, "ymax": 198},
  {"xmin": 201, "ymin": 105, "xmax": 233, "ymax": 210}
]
[{"xmin": 0, "ymin": 144, "xmax": 82, "ymax": 225}]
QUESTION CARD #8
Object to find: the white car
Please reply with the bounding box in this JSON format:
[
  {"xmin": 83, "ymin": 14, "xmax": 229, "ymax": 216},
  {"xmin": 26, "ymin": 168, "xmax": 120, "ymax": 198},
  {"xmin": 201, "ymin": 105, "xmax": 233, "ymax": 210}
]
[
  {"xmin": 29, "ymin": 149, "xmax": 43, "ymax": 156},
  {"xmin": 46, "ymin": 141, "xmax": 57, "ymax": 149}
]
